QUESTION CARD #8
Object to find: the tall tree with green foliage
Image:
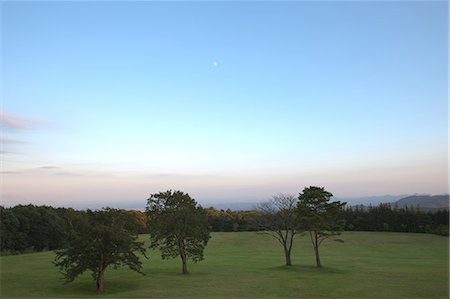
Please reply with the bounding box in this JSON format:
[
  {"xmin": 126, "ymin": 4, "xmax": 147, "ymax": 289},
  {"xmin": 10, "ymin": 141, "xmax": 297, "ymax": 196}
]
[
  {"xmin": 256, "ymin": 194, "xmax": 298, "ymax": 266},
  {"xmin": 146, "ymin": 190, "xmax": 211, "ymax": 274},
  {"xmin": 54, "ymin": 208, "xmax": 147, "ymax": 293},
  {"xmin": 0, "ymin": 206, "xmax": 28, "ymax": 253},
  {"xmin": 297, "ymin": 186, "xmax": 345, "ymax": 267}
]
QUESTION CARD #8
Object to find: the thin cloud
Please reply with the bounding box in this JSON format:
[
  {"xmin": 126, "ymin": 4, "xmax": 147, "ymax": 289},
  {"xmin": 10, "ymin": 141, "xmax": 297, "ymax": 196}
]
[
  {"xmin": 53, "ymin": 172, "xmax": 85, "ymax": 177},
  {"xmin": 138, "ymin": 172, "xmax": 224, "ymax": 180},
  {"xmin": 0, "ymin": 112, "xmax": 45, "ymax": 129},
  {"xmin": 36, "ymin": 166, "xmax": 61, "ymax": 170},
  {"xmin": 1, "ymin": 137, "xmax": 27, "ymax": 144},
  {"xmin": 0, "ymin": 171, "xmax": 22, "ymax": 174}
]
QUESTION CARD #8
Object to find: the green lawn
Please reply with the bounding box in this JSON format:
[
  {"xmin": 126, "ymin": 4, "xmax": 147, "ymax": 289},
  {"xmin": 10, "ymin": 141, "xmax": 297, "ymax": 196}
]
[{"xmin": 0, "ymin": 232, "xmax": 448, "ymax": 298}]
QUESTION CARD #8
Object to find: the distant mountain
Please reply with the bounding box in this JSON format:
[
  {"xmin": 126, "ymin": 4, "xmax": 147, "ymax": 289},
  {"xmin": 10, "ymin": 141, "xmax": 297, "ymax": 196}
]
[
  {"xmin": 204, "ymin": 202, "xmax": 259, "ymax": 211},
  {"xmin": 202, "ymin": 194, "xmax": 449, "ymax": 212},
  {"xmin": 336, "ymin": 195, "xmax": 409, "ymax": 206},
  {"xmin": 207, "ymin": 195, "xmax": 411, "ymax": 211},
  {"xmin": 394, "ymin": 195, "xmax": 449, "ymax": 211}
]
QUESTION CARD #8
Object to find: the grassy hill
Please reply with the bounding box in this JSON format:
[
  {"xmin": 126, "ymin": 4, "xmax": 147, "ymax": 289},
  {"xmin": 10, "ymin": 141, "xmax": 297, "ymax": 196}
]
[{"xmin": 0, "ymin": 232, "xmax": 448, "ymax": 298}]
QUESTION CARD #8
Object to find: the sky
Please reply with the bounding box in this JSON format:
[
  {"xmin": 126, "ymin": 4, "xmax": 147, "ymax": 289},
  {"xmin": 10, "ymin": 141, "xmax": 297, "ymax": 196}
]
[{"xmin": 1, "ymin": 1, "xmax": 448, "ymax": 209}]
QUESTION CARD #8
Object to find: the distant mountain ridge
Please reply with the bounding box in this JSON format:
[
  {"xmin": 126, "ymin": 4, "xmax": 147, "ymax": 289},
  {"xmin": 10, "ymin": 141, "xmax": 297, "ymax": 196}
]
[
  {"xmin": 394, "ymin": 195, "xmax": 449, "ymax": 210},
  {"xmin": 203, "ymin": 202, "xmax": 258, "ymax": 211},
  {"xmin": 334, "ymin": 195, "xmax": 410, "ymax": 206},
  {"xmin": 205, "ymin": 194, "xmax": 449, "ymax": 211}
]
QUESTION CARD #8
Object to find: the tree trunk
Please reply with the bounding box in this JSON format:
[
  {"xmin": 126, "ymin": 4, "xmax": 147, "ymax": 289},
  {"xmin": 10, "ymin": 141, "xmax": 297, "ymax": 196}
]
[
  {"xmin": 313, "ymin": 233, "xmax": 321, "ymax": 268},
  {"xmin": 283, "ymin": 245, "xmax": 292, "ymax": 266},
  {"xmin": 96, "ymin": 269, "xmax": 105, "ymax": 293},
  {"xmin": 181, "ymin": 255, "xmax": 188, "ymax": 274},
  {"xmin": 178, "ymin": 239, "xmax": 188, "ymax": 274}
]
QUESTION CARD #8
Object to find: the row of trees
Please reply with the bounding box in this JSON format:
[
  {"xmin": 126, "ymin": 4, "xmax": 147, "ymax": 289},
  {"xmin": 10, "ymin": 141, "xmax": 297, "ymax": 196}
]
[
  {"xmin": 1, "ymin": 205, "xmax": 69, "ymax": 253},
  {"xmin": 2, "ymin": 197, "xmax": 447, "ymax": 256},
  {"xmin": 50, "ymin": 187, "xmax": 344, "ymax": 293},
  {"xmin": 1, "ymin": 187, "xmax": 448, "ymax": 293},
  {"xmin": 203, "ymin": 205, "xmax": 449, "ymax": 236},
  {"xmin": 204, "ymin": 208, "xmax": 261, "ymax": 232},
  {"xmin": 341, "ymin": 204, "xmax": 449, "ymax": 235},
  {"xmin": 0, "ymin": 205, "xmax": 147, "ymax": 254}
]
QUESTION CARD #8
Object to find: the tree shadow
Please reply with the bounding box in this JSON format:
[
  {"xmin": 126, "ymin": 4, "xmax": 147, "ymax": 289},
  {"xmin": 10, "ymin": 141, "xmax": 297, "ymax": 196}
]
[
  {"xmin": 55, "ymin": 278, "xmax": 143, "ymax": 296},
  {"xmin": 269, "ymin": 264, "xmax": 345, "ymax": 274}
]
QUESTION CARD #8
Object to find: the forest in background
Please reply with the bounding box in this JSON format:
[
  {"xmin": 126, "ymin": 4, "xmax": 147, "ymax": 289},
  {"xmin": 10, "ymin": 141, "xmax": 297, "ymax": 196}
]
[{"xmin": 0, "ymin": 203, "xmax": 448, "ymax": 255}]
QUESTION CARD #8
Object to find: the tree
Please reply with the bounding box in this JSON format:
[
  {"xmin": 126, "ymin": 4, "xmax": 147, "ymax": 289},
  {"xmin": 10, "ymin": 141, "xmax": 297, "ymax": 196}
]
[
  {"xmin": 11, "ymin": 205, "xmax": 67, "ymax": 251},
  {"xmin": 54, "ymin": 208, "xmax": 147, "ymax": 293},
  {"xmin": 120, "ymin": 209, "xmax": 149, "ymax": 234},
  {"xmin": 256, "ymin": 194, "xmax": 298, "ymax": 266},
  {"xmin": 146, "ymin": 190, "xmax": 211, "ymax": 274},
  {"xmin": 297, "ymin": 186, "xmax": 345, "ymax": 267},
  {"xmin": 0, "ymin": 206, "xmax": 27, "ymax": 253}
]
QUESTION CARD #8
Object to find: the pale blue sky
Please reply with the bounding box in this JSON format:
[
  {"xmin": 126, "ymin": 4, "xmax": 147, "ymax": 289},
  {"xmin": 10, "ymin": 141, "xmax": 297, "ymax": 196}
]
[{"xmin": 1, "ymin": 1, "xmax": 448, "ymax": 208}]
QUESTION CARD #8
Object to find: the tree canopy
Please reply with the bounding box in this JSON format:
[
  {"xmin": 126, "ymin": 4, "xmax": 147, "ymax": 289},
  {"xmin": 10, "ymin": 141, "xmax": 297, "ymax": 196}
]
[
  {"xmin": 54, "ymin": 208, "xmax": 147, "ymax": 293},
  {"xmin": 297, "ymin": 186, "xmax": 346, "ymax": 267},
  {"xmin": 0, "ymin": 205, "xmax": 67, "ymax": 253},
  {"xmin": 146, "ymin": 190, "xmax": 211, "ymax": 274}
]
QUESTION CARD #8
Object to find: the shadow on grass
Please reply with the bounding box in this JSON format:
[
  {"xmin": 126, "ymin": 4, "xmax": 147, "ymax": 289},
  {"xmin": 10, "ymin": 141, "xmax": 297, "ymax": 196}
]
[
  {"xmin": 144, "ymin": 267, "xmax": 212, "ymax": 277},
  {"xmin": 270, "ymin": 264, "xmax": 345, "ymax": 274},
  {"xmin": 53, "ymin": 278, "xmax": 144, "ymax": 297}
]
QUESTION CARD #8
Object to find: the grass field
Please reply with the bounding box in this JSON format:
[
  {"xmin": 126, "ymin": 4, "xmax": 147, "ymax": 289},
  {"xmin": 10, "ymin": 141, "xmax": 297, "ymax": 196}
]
[{"xmin": 0, "ymin": 231, "xmax": 448, "ymax": 298}]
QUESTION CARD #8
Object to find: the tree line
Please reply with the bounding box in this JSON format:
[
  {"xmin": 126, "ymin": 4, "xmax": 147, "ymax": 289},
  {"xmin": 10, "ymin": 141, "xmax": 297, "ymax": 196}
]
[
  {"xmin": 341, "ymin": 204, "xmax": 449, "ymax": 236},
  {"xmin": 1, "ymin": 195, "xmax": 447, "ymax": 256},
  {"xmin": 0, "ymin": 205, "xmax": 148, "ymax": 254},
  {"xmin": 0, "ymin": 187, "xmax": 448, "ymax": 293},
  {"xmin": 204, "ymin": 203, "xmax": 449, "ymax": 236},
  {"xmin": 1, "ymin": 187, "xmax": 345, "ymax": 292},
  {"xmin": 1, "ymin": 194, "xmax": 447, "ymax": 256}
]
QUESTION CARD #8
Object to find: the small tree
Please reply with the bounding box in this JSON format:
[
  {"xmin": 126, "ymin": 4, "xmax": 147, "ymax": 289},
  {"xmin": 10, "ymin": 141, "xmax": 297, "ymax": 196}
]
[
  {"xmin": 54, "ymin": 208, "xmax": 147, "ymax": 293},
  {"xmin": 146, "ymin": 190, "xmax": 210, "ymax": 274},
  {"xmin": 297, "ymin": 186, "xmax": 345, "ymax": 268},
  {"xmin": 256, "ymin": 194, "xmax": 298, "ymax": 266}
]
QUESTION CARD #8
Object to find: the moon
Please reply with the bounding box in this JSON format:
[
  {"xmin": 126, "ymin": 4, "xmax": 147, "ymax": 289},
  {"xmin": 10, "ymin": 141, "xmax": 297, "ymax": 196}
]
[{"xmin": 213, "ymin": 61, "xmax": 218, "ymax": 67}]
